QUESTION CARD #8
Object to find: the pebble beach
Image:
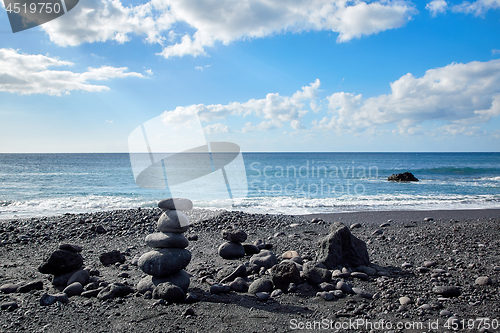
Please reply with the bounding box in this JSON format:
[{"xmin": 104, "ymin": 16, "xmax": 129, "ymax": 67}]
[{"xmin": 1, "ymin": 207, "xmax": 499, "ymax": 332}]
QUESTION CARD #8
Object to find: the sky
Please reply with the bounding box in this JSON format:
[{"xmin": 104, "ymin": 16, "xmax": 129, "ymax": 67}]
[{"xmin": 0, "ymin": 0, "xmax": 499, "ymax": 153}]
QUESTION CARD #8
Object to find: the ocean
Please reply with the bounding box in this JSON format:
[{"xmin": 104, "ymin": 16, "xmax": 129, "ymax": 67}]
[{"xmin": 0, "ymin": 152, "xmax": 499, "ymax": 219}]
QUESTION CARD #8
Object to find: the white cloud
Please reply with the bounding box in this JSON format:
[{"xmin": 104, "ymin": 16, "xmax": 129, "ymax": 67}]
[
  {"xmin": 426, "ymin": 0, "xmax": 448, "ymax": 16},
  {"xmin": 41, "ymin": 0, "xmax": 174, "ymax": 46},
  {"xmin": 452, "ymin": 0, "xmax": 500, "ymax": 15},
  {"xmin": 242, "ymin": 120, "xmax": 280, "ymax": 133},
  {"xmin": 313, "ymin": 59, "xmax": 500, "ymax": 135},
  {"xmin": 40, "ymin": 0, "xmax": 416, "ymax": 58},
  {"xmin": 195, "ymin": 64, "xmax": 212, "ymax": 71},
  {"xmin": 0, "ymin": 48, "xmax": 144, "ymax": 96},
  {"xmin": 161, "ymin": 79, "xmax": 321, "ymax": 131},
  {"xmin": 203, "ymin": 123, "xmax": 230, "ymax": 134},
  {"xmin": 493, "ymin": 49, "xmax": 500, "ymax": 55}
]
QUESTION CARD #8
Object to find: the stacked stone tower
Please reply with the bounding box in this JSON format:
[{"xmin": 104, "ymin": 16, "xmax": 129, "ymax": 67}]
[{"xmin": 137, "ymin": 198, "xmax": 193, "ymax": 294}]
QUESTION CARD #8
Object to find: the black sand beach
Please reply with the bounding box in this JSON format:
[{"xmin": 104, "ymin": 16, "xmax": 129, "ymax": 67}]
[{"xmin": 1, "ymin": 207, "xmax": 499, "ymax": 332}]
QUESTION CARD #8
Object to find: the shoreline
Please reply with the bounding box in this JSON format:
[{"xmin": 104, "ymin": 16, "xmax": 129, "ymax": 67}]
[{"xmin": 2, "ymin": 206, "xmax": 500, "ymax": 223}]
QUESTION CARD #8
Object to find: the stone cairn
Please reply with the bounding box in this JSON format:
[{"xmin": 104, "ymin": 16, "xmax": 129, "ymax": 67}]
[
  {"xmin": 218, "ymin": 229, "xmax": 247, "ymax": 259},
  {"xmin": 137, "ymin": 198, "xmax": 193, "ymax": 298}
]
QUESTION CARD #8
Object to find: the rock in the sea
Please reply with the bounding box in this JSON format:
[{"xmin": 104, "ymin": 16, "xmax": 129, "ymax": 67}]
[
  {"xmin": 99, "ymin": 250, "xmax": 125, "ymax": 266},
  {"xmin": 250, "ymin": 250, "xmax": 278, "ymax": 271},
  {"xmin": 432, "ymin": 286, "xmax": 461, "ymax": 298},
  {"xmin": 67, "ymin": 270, "xmax": 90, "ymax": 286},
  {"xmin": 218, "ymin": 242, "xmax": 246, "ymax": 259},
  {"xmin": 229, "ymin": 277, "xmax": 248, "ymax": 292},
  {"xmin": 387, "ymin": 172, "xmax": 419, "ymax": 182},
  {"xmin": 38, "ymin": 250, "xmax": 83, "ymax": 275},
  {"xmin": 270, "ymin": 261, "xmax": 301, "ymax": 291},
  {"xmin": 222, "ymin": 229, "xmax": 247, "ymax": 243},
  {"xmin": 248, "ymin": 277, "xmax": 274, "ymax": 294},
  {"xmin": 97, "ymin": 283, "xmax": 133, "ymax": 300},
  {"xmin": 158, "ymin": 198, "xmax": 193, "ymax": 211},
  {"xmin": 157, "ymin": 210, "xmax": 190, "ymax": 233},
  {"xmin": 315, "ymin": 222, "xmax": 370, "ymax": 269},
  {"xmin": 63, "ymin": 282, "xmax": 83, "ymax": 297},
  {"xmin": 138, "ymin": 249, "xmax": 191, "ymax": 277},
  {"xmin": 0, "ymin": 283, "xmax": 19, "ymax": 294},
  {"xmin": 17, "ymin": 280, "xmax": 43, "ymax": 293},
  {"xmin": 152, "ymin": 282, "xmax": 185, "ymax": 302},
  {"xmin": 145, "ymin": 233, "xmax": 189, "ymax": 249},
  {"xmin": 303, "ymin": 262, "xmax": 332, "ymax": 285}
]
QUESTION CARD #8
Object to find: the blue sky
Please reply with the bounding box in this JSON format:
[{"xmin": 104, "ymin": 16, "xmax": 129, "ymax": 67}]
[{"xmin": 0, "ymin": 0, "xmax": 499, "ymax": 152}]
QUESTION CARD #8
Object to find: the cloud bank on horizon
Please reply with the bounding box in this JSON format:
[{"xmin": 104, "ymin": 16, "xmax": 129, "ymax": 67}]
[{"xmin": 161, "ymin": 59, "xmax": 500, "ymax": 138}]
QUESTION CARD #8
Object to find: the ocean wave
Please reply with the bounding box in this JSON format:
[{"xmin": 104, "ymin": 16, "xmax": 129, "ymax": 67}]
[
  {"xmin": 0, "ymin": 195, "xmax": 157, "ymax": 219},
  {"xmin": 2, "ymin": 193, "xmax": 500, "ymax": 219},
  {"xmin": 415, "ymin": 167, "xmax": 500, "ymax": 175},
  {"xmin": 194, "ymin": 194, "xmax": 500, "ymax": 215}
]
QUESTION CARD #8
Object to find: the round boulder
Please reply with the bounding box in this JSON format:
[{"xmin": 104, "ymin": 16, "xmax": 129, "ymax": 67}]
[
  {"xmin": 249, "ymin": 250, "xmax": 278, "ymax": 271},
  {"xmin": 248, "ymin": 277, "xmax": 274, "ymax": 294},
  {"xmin": 138, "ymin": 249, "xmax": 191, "ymax": 277},
  {"xmin": 38, "ymin": 250, "xmax": 83, "ymax": 275},
  {"xmin": 222, "ymin": 230, "xmax": 247, "ymax": 243},
  {"xmin": 270, "ymin": 261, "xmax": 301, "ymax": 291},
  {"xmin": 137, "ymin": 270, "xmax": 191, "ymax": 293},
  {"xmin": 157, "ymin": 211, "xmax": 190, "ymax": 233},
  {"xmin": 218, "ymin": 242, "xmax": 245, "ymax": 259},
  {"xmin": 152, "ymin": 282, "xmax": 185, "ymax": 302},
  {"xmin": 158, "ymin": 198, "xmax": 193, "ymax": 211},
  {"xmin": 145, "ymin": 233, "xmax": 189, "ymax": 249}
]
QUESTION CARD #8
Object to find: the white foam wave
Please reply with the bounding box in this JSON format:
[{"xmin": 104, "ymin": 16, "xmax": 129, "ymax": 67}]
[
  {"xmin": 2, "ymin": 193, "xmax": 500, "ymax": 219},
  {"xmin": 0, "ymin": 195, "xmax": 157, "ymax": 219},
  {"xmin": 195, "ymin": 194, "xmax": 500, "ymax": 215},
  {"xmin": 478, "ymin": 176, "xmax": 500, "ymax": 181}
]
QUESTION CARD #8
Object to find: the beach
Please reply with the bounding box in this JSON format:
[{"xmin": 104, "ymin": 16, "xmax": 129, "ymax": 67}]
[{"xmin": 1, "ymin": 207, "xmax": 499, "ymax": 332}]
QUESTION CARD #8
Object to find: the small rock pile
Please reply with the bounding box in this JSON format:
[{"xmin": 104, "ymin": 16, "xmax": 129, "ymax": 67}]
[
  {"xmin": 218, "ymin": 229, "xmax": 248, "ymax": 259},
  {"xmin": 137, "ymin": 198, "xmax": 193, "ymax": 301},
  {"xmin": 38, "ymin": 244, "xmax": 87, "ymax": 289}
]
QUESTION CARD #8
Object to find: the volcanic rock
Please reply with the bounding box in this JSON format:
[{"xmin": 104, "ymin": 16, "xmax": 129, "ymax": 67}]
[{"xmin": 315, "ymin": 222, "xmax": 370, "ymax": 269}]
